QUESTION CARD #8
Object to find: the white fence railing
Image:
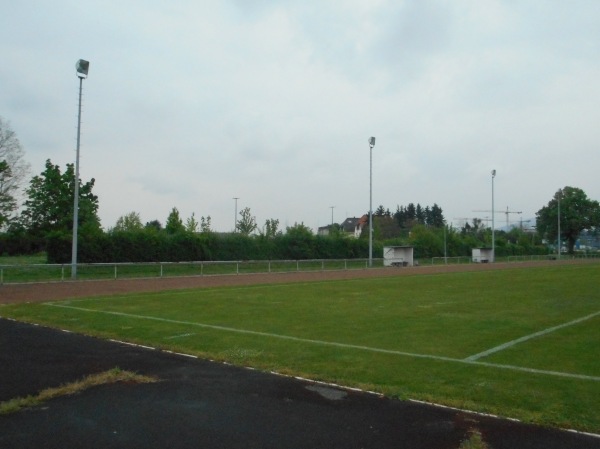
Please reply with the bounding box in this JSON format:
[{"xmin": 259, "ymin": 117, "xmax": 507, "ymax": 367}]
[{"xmin": 0, "ymin": 258, "xmax": 383, "ymax": 284}]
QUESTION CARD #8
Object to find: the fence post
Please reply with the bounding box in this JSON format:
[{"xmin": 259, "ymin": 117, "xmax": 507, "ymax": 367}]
[
  {"xmin": 1, "ymin": 268, "xmax": 3, "ymax": 285},
  {"xmin": 61, "ymin": 265, "xmax": 65, "ymax": 281},
  {"xmin": 160, "ymin": 263, "xmax": 163, "ymax": 277},
  {"xmin": 114, "ymin": 264, "xmax": 117, "ymax": 280}
]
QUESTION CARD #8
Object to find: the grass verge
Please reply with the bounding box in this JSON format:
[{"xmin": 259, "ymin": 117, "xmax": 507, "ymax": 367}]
[{"xmin": 0, "ymin": 367, "xmax": 157, "ymax": 415}]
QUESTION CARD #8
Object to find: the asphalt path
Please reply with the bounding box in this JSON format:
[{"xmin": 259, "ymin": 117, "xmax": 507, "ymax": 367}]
[{"xmin": 1, "ymin": 318, "xmax": 599, "ymax": 449}]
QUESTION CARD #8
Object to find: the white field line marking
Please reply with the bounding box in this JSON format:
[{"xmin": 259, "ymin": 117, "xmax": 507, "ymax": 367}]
[
  {"xmin": 46, "ymin": 303, "xmax": 600, "ymax": 382},
  {"xmin": 165, "ymin": 332, "xmax": 196, "ymax": 340},
  {"xmin": 464, "ymin": 310, "xmax": 600, "ymax": 362}
]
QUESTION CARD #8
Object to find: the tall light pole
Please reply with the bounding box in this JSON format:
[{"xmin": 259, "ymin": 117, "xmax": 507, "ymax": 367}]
[
  {"xmin": 557, "ymin": 189, "xmax": 561, "ymax": 260},
  {"xmin": 330, "ymin": 206, "xmax": 335, "ymax": 227},
  {"xmin": 71, "ymin": 59, "xmax": 89, "ymax": 279},
  {"xmin": 233, "ymin": 197, "xmax": 239, "ymax": 232},
  {"xmin": 491, "ymin": 169, "xmax": 496, "ymax": 262},
  {"xmin": 368, "ymin": 137, "xmax": 376, "ymax": 267}
]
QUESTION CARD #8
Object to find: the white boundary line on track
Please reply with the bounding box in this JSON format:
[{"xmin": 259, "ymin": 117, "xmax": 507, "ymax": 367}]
[
  {"xmin": 106, "ymin": 335, "xmax": 600, "ymax": 440},
  {"xmin": 46, "ymin": 303, "xmax": 600, "ymax": 382},
  {"xmin": 4, "ymin": 315, "xmax": 598, "ymax": 440},
  {"xmin": 464, "ymin": 310, "xmax": 600, "ymax": 362}
]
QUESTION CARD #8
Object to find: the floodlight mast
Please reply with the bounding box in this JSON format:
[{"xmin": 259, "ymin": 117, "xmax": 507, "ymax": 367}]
[
  {"xmin": 491, "ymin": 169, "xmax": 496, "ymax": 263},
  {"xmin": 71, "ymin": 59, "xmax": 89, "ymax": 279},
  {"xmin": 233, "ymin": 197, "xmax": 239, "ymax": 232},
  {"xmin": 368, "ymin": 137, "xmax": 375, "ymax": 267}
]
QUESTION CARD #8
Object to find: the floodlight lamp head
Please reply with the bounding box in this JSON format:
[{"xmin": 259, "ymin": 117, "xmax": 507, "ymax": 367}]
[
  {"xmin": 491, "ymin": 169, "xmax": 496, "ymax": 177},
  {"xmin": 76, "ymin": 59, "xmax": 89, "ymax": 78},
  {"xmin": 369, "ymin": 137, "xmax": 376, "ymax": 147}
]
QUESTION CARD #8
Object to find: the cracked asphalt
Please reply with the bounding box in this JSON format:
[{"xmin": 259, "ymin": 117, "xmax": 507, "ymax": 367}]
[{"xmin": 1, "ymin": 318, "xmax": 599, "ymax": 449}]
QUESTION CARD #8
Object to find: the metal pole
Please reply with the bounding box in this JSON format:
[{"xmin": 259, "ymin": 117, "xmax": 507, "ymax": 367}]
[
  {"xmin": 369, "ymin": 144, "xmax": 373, "ymax": 267},
  {"xmin": 491, "ymin": 170, "xmax": 496, "ymax": 263},
  {"xmin": 233, "ymin": 197, "xmax": 239, "ymax": 232},
  {"xmin": 71, "ymin": 76, "xmax": 83, "ymax": 279},
  {"xmin": 557, "ymin": 191, "xmax": 561, "ymax": 260}
]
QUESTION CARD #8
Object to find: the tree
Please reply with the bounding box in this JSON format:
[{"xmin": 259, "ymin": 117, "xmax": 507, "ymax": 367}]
[
  {"xmin": 20, "ymin": 159, "xmax": 99, "ymax": 237},
  {"xmin": 0, "ymin": 161, "xmax": 16, "ymax": 227},
  {"xmin": 374, "ymin": 205, "xmax": 386, "ymax": 216},
  {"xmin": 236, "ymin": 207, "xmax": 257, "ymax": 235},
  {"xmin": 185, "ymin": 212, "xmax": 199, "ymax": 233},
  {"xmin": 145, "ymin": 220, "xmax": 163, "ymax": 232},
  {"xmin": 428, "ymin": 203, "xmax": 445, "ymax": 227},
  {"xmin": 0, "ymin": 117, "xmax": 31, "ymax": 227},
  {"xmin": 113, "ymin": 211, "xmax": 143, "ymax": 232},
  {"xmin": 165, "ymin": 207, "xmax": 185, "ymax": 234},
  {"xmin": 263, "ymin": 218, "xmax": 280, "ymax": 238},
  {"xmin": 536, "ymin": 186, "xmax": 600, "ymax": 253},
  {"xmin": 200, "ymin": 216, "xmax": 212, "ymax": 233}
]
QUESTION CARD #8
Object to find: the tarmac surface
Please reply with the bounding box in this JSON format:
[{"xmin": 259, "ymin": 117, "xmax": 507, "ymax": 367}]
[{"xmin": 1, "ymin": 317, "xmax": 599, "ymax": 449}]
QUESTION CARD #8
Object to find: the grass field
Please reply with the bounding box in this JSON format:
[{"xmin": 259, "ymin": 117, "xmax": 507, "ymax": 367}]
[{"xmin": 1, "ymin": 263, "xmax": 599, "ymax": 433}]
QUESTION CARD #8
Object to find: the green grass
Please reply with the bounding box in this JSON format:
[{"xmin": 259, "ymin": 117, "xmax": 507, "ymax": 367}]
[
  {"xmin": 0, "ymin": 253, "xmax": 47, "ymax": 265},
  {"xmin": 1, "ymin": 263, "xmax": 599, "ymax": 432}
]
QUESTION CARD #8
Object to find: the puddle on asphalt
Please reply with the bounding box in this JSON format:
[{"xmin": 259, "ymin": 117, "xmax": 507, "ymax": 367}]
[{"xmin": 305, "ymin": 385, "xmax": 348, "ymax": 401}]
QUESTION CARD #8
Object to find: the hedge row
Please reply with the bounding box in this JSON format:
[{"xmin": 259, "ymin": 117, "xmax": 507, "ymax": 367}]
[
  {"xmin": 45, "ymin": 231, "xmax": 376, "ymax": 264},
  {"xmin": 0, "ymin": 233, "xmax": 46, "ymax": 256}
]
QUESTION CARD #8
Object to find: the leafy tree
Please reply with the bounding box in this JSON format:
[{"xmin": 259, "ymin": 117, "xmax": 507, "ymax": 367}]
[
  {"xmin": 374, "ymin": 215, "xmax": 401, "ymax": 239},
  {"xmin": 165, "ymin": 207, "xmax": 185, "ymax": 234},
  {"xmin": 428, "ymin": 203, "xmax": 445, "ymax": 227},
  {"xmin": 236, "ymin": 207, "xmax": 257, "ymax": 235},
  {"xmin": 186, "ymin": 212, "xmax": 199, "ymax": 233},
  {"xmin": 415, "ymin": 204, "xmax": 425, "ymax": 224},
  {"xmin": 145, "ymin": 220, "xmax": 163, "ymax": 232},
  {"xmin": 394, "ymin": 202, "xmax": 445, "ymax": 230},
  {"xmin": 20, "ymin": 159, "xmax": 99, "ymax": 237},
  {"xmin": 0, "ymin": 117, "xmax": 31, "ymax": 227},
  {"xmin": 113, "ymin": 211, "xmax": 143, "ymax": 232},
  {"xmin": 0, "ymin": 161, "xmax": 16, "ymax": 227},
  {"xmin": 200, "ymin": 216, "xmax": 212, "ymax": 233},
  {"xmin": 263, "ymin": 218, "xmax": 280, "ymax": 238},
  {"xmin": 279, "ymin": 223, "xmax": 314, "ymax": 259},
  {"xmin": 536, "ymin": 187, "xmax": 600, "ymax": 253}
]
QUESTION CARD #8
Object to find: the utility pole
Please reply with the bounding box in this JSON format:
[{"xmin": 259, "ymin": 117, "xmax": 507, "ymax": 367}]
[{"xmin": 233, "ymin": 197, "xmax": 239, "ymax": 232}]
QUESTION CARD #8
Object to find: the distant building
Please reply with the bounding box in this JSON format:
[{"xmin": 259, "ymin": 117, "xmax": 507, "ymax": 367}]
[{"xmin": 317, "ymin": 215, "xmax": 368, "ymax": 238}]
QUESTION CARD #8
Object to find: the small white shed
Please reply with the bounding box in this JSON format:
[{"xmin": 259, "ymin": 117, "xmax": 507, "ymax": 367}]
[
  {"xmin": 472, "ymin": 247, "xmax": 493, "ymax": 263},
  {"xmin": 383, "ymin": 246, "xmax": 414, "ymax": 267}
]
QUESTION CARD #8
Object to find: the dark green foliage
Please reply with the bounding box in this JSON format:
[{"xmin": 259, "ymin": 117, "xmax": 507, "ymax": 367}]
[
  {"xmin": 0, "ymin": 230, "xmax": 45, "ymax": 257},
  {"xmin": 45, "ymin": 226, "xmax": 373, "ymax": 263},
  {"xmin": 19, "ymin": 159, "xmax": 100, "ymax": 239},
  {"xmin": 390, "ymin": 202, "xmax": 446, "ymax": 232},
  {"xmin": 165, "ymin": 208, "xmax": 185, "ymax": 235},
  {"xmin": 536, "ymin": 187, "xmax": 600, "ymax": 253}
]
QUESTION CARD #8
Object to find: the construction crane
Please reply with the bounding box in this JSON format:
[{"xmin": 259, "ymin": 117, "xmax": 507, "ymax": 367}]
[
  {"xmin": 473, "ymin": 206, "xmax": 522, "ymax": 229},
  {"xmin": 453, "ymin": 217, "xmax": 492, "ymax": 228}
]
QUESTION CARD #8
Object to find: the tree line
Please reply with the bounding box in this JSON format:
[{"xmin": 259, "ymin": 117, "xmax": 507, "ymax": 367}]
[{"xmin": 2, "ymin": 116, "xmax": 600, "ymax": 262}]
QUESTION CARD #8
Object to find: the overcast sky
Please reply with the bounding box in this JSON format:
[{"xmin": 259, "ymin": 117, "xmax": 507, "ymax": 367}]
[{"xmin": 2, "ymin": 1, "xmax": 599, "ymax": 233}]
